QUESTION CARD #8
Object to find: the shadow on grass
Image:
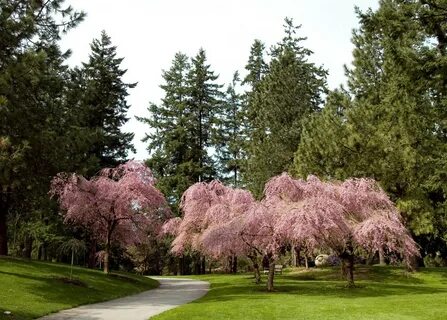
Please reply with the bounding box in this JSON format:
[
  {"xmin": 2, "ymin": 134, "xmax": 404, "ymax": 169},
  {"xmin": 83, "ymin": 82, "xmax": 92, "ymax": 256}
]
[
  {"xmin": 203, "ymin": 280, "xmax": 447, "ymax": 301},
  {"xmin": 186, "ymin": 267, "xmax": 447, "ymax": 305},
  {"xmin": 283, "ymin": 266, "xmax": 426, "ymax": 284},
  {"xmin": 0, "ymin": 258, "xmax": 158, "ymax": 320}
]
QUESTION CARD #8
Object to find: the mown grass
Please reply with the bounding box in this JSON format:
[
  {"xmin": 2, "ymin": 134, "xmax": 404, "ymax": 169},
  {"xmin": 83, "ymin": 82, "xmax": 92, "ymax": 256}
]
[
  {"xmin": 0, "ymin": 256, "xmax": 158, "ymax": 320},
  {"xmin": 152, "ymin": 266, "xmax": 447, "ymax": 320}
]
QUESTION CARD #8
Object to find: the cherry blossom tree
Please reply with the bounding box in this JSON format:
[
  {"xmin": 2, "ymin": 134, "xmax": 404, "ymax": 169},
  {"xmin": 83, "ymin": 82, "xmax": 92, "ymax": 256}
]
[
  {"xmin": 272, "ymin": 173, "xmax": 419, "ymax": 286},
  {"xmin": 199, "ymin": 187, "xmax": 258, "ymax": 278},
  {"xmin": 50, "ymin": 160, "xmax": 170, "ymax": 273},
  {"xmin": 163, "ymin": 181, "xmax": 262, "ymax": 278}
]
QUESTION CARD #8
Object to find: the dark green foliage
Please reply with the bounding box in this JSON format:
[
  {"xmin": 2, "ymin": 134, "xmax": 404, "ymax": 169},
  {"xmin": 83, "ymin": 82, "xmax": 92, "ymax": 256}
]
[
  {"xmin": 0, "ymin": 0, "xmax": 85, "ymax": 255},
  {"xmin": 0, "ymin": 4, "xmax": 135, "ymax": 259},
  {"xmin": 295, "ymin": 1, "xmax": 447, "ymax": 254},
  {"xmin": 245, "ymin": 18, "xmax": 327, "ymax": 197},
  {"xmin": 76, "ymin": 31, "xmax": 136, "ymax": 175},
  {"xmin": 139, "ymin": 50, "xmax": 223, "ymax": 211},
  {"xmin": 242, "ymin": 39, "xmax": 268, "ymax": 87},
  {"xmin": 186, "ymin": 48, "xmax": 223, "ymax": 181},
  {"xmin": 215, "ymin": 72, "xmax": 247, "ymax": 187},
  {"xmin": 139, "ymin": 52, "xmax": 193, "ymax": 209}
]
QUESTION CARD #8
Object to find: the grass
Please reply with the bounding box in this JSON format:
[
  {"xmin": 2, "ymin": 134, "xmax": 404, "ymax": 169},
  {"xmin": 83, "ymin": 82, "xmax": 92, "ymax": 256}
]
[
  {"xmin": 0, "ymin": 256, "xmax": 158, "ymax": 320},
  {"xmin": 152, "ymin": 266, "xmax": 447, "ymax": 320}
]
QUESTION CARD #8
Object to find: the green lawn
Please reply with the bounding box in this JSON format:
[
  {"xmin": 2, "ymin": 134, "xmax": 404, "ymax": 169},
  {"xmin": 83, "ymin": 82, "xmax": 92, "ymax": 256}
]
[
  {"xmin": 153, "ymin": 266, "xmax": 447, "ymax": 320},
  {"xmin": 0, "ymin": 256, "xmax": 158, "ymax": 320}
]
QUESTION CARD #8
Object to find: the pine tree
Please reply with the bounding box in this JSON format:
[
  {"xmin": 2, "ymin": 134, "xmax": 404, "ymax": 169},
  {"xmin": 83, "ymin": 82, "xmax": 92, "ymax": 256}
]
[
  {"xmin": 245, "ymin": 18, "xmax": 327, "ymax": 198},
  {"xmin": 139, "ymin": 50, "xmax": 223, "ymax": 210},
  {"xmin": 242, "ymin": 39, "xmax": 268, "ymax": 88},
  {"xmin": 215, "ymin": 71, "xmax": 247, "ymax": 187},
  {"xmin": 78, "ymin": 31, "xmax": 136, "ymax": 175},
  {"xmin": 0, "ymin": 0, "xmax": 85, "ymax": 255},
  {"xmin": 138, "ymin": 52, "xmax": 192, "ymax": 210},
  {"xmin": 186, "ymin": 48, "xmax": 223, "ymax": 182},
  {"xmin": 294, "ymin": 1, "xmax": 447, "ymax": 255}
]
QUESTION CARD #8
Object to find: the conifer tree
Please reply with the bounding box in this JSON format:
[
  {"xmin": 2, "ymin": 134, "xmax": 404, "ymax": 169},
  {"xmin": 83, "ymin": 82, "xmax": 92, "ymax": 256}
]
[
  {"xmin": 138, "ymin": 52, "xmax": 192, "ymax": 209},
  {"xmin": 78, "ymin": 31, "xmax": 136, "ymax": 176},
  {"xmin": 186, "ymin": 48, "xmax": 223, "ymax": 182},
  {"xmin": 245, "ymin": 18, "xmax": 327, "ymax": 198},
  {"xmin": 0, "ymin": 0, "xmax": 85, "ymax": 255},
  {"xmin": 242, "ymin": 39, "xmax": 268, "ymax": 88},
  {"xmin": 295, "ymin": 1, "xmax": 447, "ymax": 255},
  {"xmin": 215, "ymin": 72, "xmax": 247, "ymax": 187},
  {"xmin": 139, "ymin": 50, "xmax": 223, "ymax": 210}
]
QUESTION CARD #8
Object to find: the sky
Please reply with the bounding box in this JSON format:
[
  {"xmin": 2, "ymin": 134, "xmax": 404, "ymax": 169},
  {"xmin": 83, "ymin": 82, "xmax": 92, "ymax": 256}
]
[{"xmin": 60, "ymin": 0, "xmax": 379, "ymax": 160}]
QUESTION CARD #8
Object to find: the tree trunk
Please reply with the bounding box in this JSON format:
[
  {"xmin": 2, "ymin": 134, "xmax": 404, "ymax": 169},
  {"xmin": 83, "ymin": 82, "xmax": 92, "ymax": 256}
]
[
  {"xmin": 87, "ymin": 238, "xmax": 97, "ymax": 269},
  {"xmin": 70, "ymin": 249, "xmax": 74, "ymax": 280},
  {"xmin": 194, "ymin": 255, "xmax": 201, "ymax": 274},
  {"xmin": 104, "ymin": 246, "xmax": 110, "ymax": 274},
  {"xmin": 178, "ymin": 256, "xmax": 184, "ymax": 275},
  {"xmin": 42, "ymin": 243, "xmax": 48, "ymax": 261},
  {"xmin": 38, "ymin": 243, "xmax": 47, "ymax": 261},
  {"xmin": 248, "ymin": 254, "xmax": 261, "ymax": 284},
  {"xmin": 291, "ymin": 246, "xmax": 296, "ymax": 267},
  {"xmin": 267, "ymin": 260, "xmax": 275, "ymax": 292},
  {"xmin": 201, "ymin": 256, "xmax": 206, "ymax": 274},
  {"xmin": 104, "ymin": 236, "xmax": 111, "ymax": 274},
  {"xmin": 379, "ymin": 247, "xmax": 386, "ymax": 265},
  {"xmin": 292, "ymin": 246, "xmax": 301, "ymax": 267},
  {"xmin": 0, "ymin": 197, "xmax": 8, "ymax": 256},
  {"xmin": 232, "ymin": 255, "xmax": 238, "ymax": 273},
  {"xmin": 304, "ymin": 256, "xmax": 308, "ymax": 269},
  {"xmin": 22, "ymin": 236, "xmax": 33, "ymax": 259},
  {"xmin": 341, "ymin": 254, "xmax": 355, "ymax": 287}
]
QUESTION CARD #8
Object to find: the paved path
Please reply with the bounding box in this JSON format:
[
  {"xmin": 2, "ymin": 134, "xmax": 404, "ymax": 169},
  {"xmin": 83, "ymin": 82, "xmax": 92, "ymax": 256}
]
[{"xmin": 39, "ymin": 277, "xmax": 210, "ymax": 320}]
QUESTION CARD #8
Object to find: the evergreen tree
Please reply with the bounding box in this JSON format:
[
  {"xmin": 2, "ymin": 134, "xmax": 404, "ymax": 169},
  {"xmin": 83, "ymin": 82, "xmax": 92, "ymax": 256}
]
[
  {"xmin": 78, "ymin": 31, "xmax": 136, "ymax": 176},
  {"xmin": 215, "ymin": 71, "xmax": 247, "ymax": 187},
  {"xmin": 245, "ymin": 18, "xmax": 327, "ymax": 198},
  {"xmin": 186, "ymin": 48, "xmax": 223, "ymax": 182},
  {"xmin": 138, "ymin": 52, "xmax": 192, "ymax": 209},
  {"xmin": 242, "ymin": 39, "xmax": 268, "ymax": 88},
  {"xmin": 295, "ymin": 1, "xmax": 447, "ymax": 255},
  {"xmin": 139, "ymin": 50, "xmax": 223, "ymax": 210},
  {"xmin": 0, "ymin": 0, "xmax": 85, "ymax": 255}
]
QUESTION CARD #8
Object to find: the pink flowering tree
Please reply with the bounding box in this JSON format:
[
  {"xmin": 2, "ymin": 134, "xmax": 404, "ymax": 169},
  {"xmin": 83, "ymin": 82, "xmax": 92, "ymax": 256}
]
[
  {"xmin": 50, "ymin": 160, "xmax": 170, "ymax": 273},
  {"xmin": 273, "ymin": 173, "xmax": 419, "ymax": 287},
  {"xmin": 199, "ymin": 187, "xmax": 258, "ymax": 278},
  {"xmin": 163, "ymin": 181, "xmax": 260, "ymax": 277}
]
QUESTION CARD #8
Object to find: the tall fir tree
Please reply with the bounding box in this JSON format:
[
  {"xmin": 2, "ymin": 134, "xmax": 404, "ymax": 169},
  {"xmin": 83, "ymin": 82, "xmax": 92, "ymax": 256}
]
[
  {"xmin": 138, "ymin": 52, "xmax": 192, "ymax": 210},
  {"xmin": 295, "ymin": 1, "xmax": 447, "ymax": 255},
  {"xmin": 245, "ymin": 18, "xmax": 327, "ymax": 198},
  {"xmin": 242, "ymin": 39, "xmax": 268, "ymax": 88},
  {"xmin": 78, "ymin": 31, "xmax": 136, "ymax": 176},
  {"xmin": 186, "ymin": 48, "xmax": 223, "ymax": 182},
  {"xmin": 0, "ymin": 0, "xmax": 85, "ymax": 255},
  {"xmin": 215, "ymin": 71, "xmax": 247, "ymax": 187},
  {"xmin": 139, "ymin": 50, "xmax": 223, "ymax": 211}
]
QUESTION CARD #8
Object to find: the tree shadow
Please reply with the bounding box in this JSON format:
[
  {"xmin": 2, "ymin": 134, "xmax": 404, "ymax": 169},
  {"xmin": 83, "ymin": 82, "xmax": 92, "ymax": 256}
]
[{"xmin": 189, "ymin": 267, "xmax": 447, "ymax": 304}]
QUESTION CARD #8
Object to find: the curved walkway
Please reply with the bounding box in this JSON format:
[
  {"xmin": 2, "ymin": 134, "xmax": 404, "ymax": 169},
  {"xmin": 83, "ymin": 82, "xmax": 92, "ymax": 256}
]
[{"xmin": 39, "ymin": 277, "xmax": 210, "ymax": 320}]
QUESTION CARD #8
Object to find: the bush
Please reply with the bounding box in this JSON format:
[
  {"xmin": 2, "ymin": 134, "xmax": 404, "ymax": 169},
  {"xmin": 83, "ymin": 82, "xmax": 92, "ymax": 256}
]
[{"xmin": 423, "ymin": 254, "xmax": 447, "ymax": 267}]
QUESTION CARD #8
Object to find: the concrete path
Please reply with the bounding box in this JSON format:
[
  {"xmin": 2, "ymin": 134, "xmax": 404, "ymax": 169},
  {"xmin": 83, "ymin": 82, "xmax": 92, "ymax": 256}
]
[{"xmin": 39, "ymin": 277, "xmax": 210, "ymax": 320}]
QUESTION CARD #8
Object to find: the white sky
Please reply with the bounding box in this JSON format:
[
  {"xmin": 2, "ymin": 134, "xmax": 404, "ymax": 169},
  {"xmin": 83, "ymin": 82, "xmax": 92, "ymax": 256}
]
[{"xmin": 60, "ymin": 0, "xmax": 379, "ymax": 160}]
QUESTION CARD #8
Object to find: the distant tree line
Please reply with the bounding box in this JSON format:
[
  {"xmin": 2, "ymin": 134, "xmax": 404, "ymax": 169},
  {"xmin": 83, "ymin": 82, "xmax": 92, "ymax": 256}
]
[{"xmin": 1, "ymin": 0, "xmax": 446, "ymax": 273}]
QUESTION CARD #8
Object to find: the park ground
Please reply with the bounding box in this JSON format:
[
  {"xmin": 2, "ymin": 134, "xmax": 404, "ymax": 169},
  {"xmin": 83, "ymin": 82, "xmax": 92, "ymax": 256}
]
[
  {"xmin": 153, "ymin": 266, "xmax": 447, "ymax": 320},
  {"xmin": 1, "ymin": 257, "xmax": 446, "ymax": 320},
  {"xmin": 0, "ymin": 257, "xmax": 158, "ymax": 320}
]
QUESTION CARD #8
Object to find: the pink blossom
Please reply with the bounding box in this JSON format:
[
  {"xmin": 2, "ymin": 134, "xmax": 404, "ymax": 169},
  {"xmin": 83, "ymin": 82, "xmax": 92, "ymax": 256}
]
[{"xmin": 50, "ymin": 160, "xmax": 170, "ymax": 273}]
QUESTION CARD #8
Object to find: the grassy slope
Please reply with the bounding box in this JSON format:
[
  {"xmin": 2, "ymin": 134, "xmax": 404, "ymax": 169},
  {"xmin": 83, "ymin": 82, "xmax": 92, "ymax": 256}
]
[
  {"xmin": 153, "ymin": 266, "xmax": 447, "ymax": 320},
  {"xmin": 0, "ymin": 257, "xmax": 158, "ymax": 320}
]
